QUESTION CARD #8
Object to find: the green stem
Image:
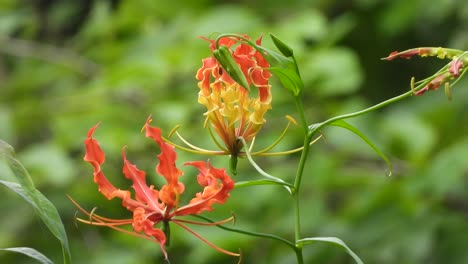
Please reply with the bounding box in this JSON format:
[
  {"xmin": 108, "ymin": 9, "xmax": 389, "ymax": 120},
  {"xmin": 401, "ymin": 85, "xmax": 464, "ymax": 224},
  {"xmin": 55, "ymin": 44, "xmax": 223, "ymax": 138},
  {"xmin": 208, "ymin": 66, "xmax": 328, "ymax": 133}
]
[
  {"xmin": 293, "ymin": 133, "xmax": 313, "ymax": 194},
  {"xmin": 215, "ymin": 33, "xmax": 255, "ymax": 49},
  {"xmin": 295, "ymin": 245, "xmax": 304, "ymax": 264},
  {"xmin": 291, "ymin": 95, "xmax": 312, "ymax": 264},
  {"xmin": 308, "ymin": 71, "xmax": 446, "ymax": 136},
  {"xmin": 292, "ymin": 95, "xmax": 313, "ymax": 195},
  {"xmin": 238, "ymin": 137, "xmax": 295, "ymax": 190},
  {"xmin": 194, "ymin": 215, "xmax": 297, "ymax": 252},
  {"xmin": 163, "ymin": 221, "xmax": 171, "ymax": 247},
  {"xmin": 309, "ymin": 90, "xmax": 413, "ymax": 136},
  {"xmin": 294, "ymin": 95, "xmax": 309, "ymax": 135},
  {"xmin": 292, "ymin": 132, "xmax": 313, "ymax": 264},
  {"xmin": 293, "ymin": 190, "xmax": 304, "ymax": 264},
  {"xmin": 288, "ymin": 89, "xmax": 412, "ymax": 264}
]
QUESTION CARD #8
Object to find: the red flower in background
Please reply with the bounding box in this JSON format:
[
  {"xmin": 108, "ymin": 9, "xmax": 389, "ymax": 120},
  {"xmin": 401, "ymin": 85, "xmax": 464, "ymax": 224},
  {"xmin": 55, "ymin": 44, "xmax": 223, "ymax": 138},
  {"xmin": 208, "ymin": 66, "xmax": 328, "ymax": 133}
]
[{"xmin": 72, "ymin": 117, "xmax": 237, "ymax": 260}]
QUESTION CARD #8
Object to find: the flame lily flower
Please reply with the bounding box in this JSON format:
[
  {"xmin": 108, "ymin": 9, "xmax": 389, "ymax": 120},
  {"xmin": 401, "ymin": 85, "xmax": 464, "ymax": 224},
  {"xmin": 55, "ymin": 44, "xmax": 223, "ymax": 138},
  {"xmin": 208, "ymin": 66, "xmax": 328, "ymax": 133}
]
[
  {"xmin": 195, "ymin": 35, "xmax": 272, "ymax": 157},
  {"xmin": 72, "ymin": 117, "xmax": 237, "ymax": 260},
  {"xmin": 164, "ymin": 35, "xmax": 321, "ymax": 175}
]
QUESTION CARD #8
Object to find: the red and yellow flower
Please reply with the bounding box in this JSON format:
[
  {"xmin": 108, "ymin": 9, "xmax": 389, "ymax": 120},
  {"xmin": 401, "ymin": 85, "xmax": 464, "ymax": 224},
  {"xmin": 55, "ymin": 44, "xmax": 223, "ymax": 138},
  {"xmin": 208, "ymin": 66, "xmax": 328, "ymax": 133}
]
[
  {"xmin": 196, "ymin": 35, "xmax": 272, "ymax": 156},
  {"xmin": 72, "ymin": 117, "xmax": 237, "ymax": 260}
]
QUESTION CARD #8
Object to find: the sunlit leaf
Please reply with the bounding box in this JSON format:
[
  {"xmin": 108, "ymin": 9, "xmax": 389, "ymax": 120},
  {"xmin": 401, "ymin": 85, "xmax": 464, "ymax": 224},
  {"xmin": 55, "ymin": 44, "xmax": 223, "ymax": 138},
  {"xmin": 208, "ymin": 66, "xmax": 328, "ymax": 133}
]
[
  {"xmin": 0, "ymin": 180, "xmax": 34, "ymax": 206},
  {"xmin": 235, "ymin": 179, "xmax": 291, "ymax": 188},
  {"xmin": 297, "ymin": 237, "xmax": 363, "ymax": 264},
  {"xmin": 0, "ymin": 247, "xmax": 54, "ymax": 264}
]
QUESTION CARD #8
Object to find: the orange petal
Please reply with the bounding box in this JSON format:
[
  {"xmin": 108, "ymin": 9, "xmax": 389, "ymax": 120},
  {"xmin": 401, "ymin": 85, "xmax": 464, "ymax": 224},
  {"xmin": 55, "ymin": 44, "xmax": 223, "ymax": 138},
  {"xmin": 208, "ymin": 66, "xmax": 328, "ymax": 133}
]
[
  {"xmin": 122, "ymin": 148, "xmax": 163, "ymax": 211},
  {"xmin": 84, "ymin": 123, "xmax": 105, "ymax": 164},
  {"xmin": 83, "ymin": 123, "xmax": 118, "ymax": 199},
  {"xmin": 143, "ymin": 117, "xmax": 185, "ymax": 207},
  {"xmin": 196, "ymin": 57, "xmax": 218, "ymax": 92},
  {"xmin": 133, "ymin": 207, "xmax": 168, "ymax": 259},
  {"xmin": 175, "ymin": 161, "xmax": 234, "ymax": 216}
]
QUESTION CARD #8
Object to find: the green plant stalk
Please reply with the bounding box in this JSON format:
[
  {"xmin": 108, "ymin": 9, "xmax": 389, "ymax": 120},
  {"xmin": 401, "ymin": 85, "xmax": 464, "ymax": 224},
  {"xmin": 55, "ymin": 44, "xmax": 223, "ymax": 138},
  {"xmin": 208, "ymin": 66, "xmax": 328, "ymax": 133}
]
[
  {"xmin": 291, "ymin": 82, "xmax": 421, "ymax": 263},
  {"xmin": 237, "ymin": 137, "xmax": 295, "ymax": 190},
  {"xmin": 294, "ymin": 95, "xmax": 309, "ymax": 135},
  {"xmin": 309, "ymin": 90, "xmax": 413, "ymax": 137},
  {"xmin": 308, "ymin": 67, "xmax": 455, "ymax": 137},
  {"xmin": 194, "ymin": 215, "xmax": 297, "ymax": 252},
  {"xmin": 291, "ymin": 95, "xmax": 312, "ymax": 264},
  {"xmin": 290, "ymin": 132, "xmax": 314, "ymax": 264},
  {"xmin": 289, "ymin": 66, "xmax": 457, "ymax": 263},
  {"xmin": 288, "ymin": 89, "xmax": 413, "ymax": 264}
]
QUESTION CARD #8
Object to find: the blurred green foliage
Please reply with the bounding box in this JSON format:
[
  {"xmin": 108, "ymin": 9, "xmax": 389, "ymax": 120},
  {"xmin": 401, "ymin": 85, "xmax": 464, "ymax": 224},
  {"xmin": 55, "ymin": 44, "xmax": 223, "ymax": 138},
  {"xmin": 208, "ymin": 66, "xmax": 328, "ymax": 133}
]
[{"xmin": 1, "ymin": 0, "xmax": 467, "ymax": 263}]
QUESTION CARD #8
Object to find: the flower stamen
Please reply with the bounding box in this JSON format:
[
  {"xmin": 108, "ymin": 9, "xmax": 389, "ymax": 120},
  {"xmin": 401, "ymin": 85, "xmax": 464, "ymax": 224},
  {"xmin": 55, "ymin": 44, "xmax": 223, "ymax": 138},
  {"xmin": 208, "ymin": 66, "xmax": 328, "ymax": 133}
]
[
  {"xmin": 172, "ymin": 220, "xmax": 240, "ymax": 257},
  {"xmin": 174, "ymin": 215, "xmax": 235, "ymax": 226}
]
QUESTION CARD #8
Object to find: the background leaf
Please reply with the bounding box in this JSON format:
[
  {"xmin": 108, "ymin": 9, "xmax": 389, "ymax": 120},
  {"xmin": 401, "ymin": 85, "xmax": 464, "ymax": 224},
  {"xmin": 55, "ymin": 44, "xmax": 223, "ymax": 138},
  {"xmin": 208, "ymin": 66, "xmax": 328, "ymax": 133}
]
[
  {"xmin": 0, "ymin": 247, "xmax": 54, "ymax": 264},
  {"xmin": 297, "ymin": 237, "xmax": 363, "ymax": 264},
  {"xmin": 0, "ymin": 141, "xmax": 71, "ymax": 264}
]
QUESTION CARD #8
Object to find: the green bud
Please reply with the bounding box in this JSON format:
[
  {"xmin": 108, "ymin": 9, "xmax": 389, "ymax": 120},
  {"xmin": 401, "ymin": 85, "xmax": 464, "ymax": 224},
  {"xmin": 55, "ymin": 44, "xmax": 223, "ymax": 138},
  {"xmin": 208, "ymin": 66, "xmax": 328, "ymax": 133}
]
[
  {"xmin": 254, "ymin": 39, "xmax": 304, "ymax": 96},
  {"xmin": 270, "ymin": 33, "xmax": 294, "ymax": 57},
  {"xmin": 444, "ymin": 82, "xmax": 452, "ymax": 101},
  {"xmin": 229, "ymin": 154, "xmax": 238, "ymax": 176},
  {"xmin": 213, "ymin": 46, "xmax": 251, "ymax": 92}
]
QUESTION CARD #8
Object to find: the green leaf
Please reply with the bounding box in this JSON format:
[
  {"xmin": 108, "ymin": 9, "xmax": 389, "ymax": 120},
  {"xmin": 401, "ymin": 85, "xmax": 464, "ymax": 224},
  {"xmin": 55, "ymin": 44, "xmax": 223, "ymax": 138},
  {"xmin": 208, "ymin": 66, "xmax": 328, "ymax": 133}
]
[
  {"xmin": 329, "ymin": 120, "xmax": 392, "ymax": 176},
  {"xmin": 195, "ymin": 215, "xmax": 297, "ymax": 251},
  {"xmin": 297, "ymin": 237, "xmax": 363, "ymax": 264},
  {"xmin": 252, "ymin": 44, "xmax": 304, "ymax": 96},
  {"xmin": 0, "ymin": 140, "xmax": 71, "ymax": 264},
  {"xmin": 270, "ymin": 33, "xmax": 294, "ymax": 57},
  {"xmin": 268, "ymin": 66, "xmax": 304, "ymax": 96},
  {"xmin": 235, "ymin": 179, "xmax": 292, "ymax": 188},
  {"xmin": 0, "ymin": 247, "xmax": 54, "ymax": 264},
  {"xmin": 0, "ymin": 180, "xmax": 34, "ymax": 205}
]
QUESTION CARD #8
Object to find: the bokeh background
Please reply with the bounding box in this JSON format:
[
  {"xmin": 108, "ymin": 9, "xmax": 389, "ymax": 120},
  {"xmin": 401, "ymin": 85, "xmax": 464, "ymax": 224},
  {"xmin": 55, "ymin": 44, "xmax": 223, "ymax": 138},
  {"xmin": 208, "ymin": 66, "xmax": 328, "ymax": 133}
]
[{"xmin": 1, "ymin": 0, "xmax": 467, "ymax": 263}]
